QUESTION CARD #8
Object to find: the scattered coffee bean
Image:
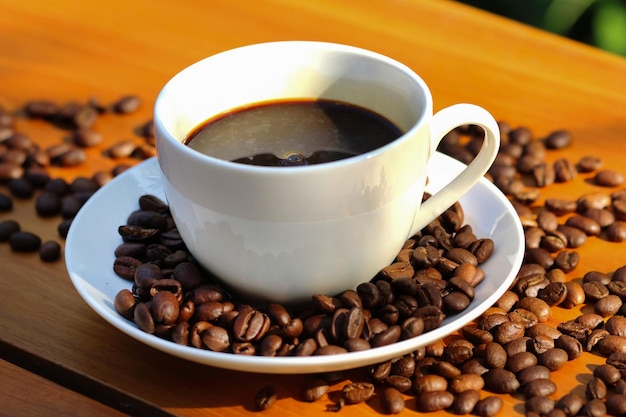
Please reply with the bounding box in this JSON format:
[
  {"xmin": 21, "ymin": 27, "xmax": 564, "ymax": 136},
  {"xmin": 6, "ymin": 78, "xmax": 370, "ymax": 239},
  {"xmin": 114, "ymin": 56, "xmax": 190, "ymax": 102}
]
[
  {"xmin": 39, "ymin": 240, "xmax": 61, "ymax": 262},
  {"xmin": 8, "ymin": 231, "xmax": 42, "ymax": 252},
  {"xmin": 0, "ymin": 219, "xmax": 20, "ymax": 241},
  {"xmin": 254, "ymin": 385, "xmax": 276, "ymax": 411}
]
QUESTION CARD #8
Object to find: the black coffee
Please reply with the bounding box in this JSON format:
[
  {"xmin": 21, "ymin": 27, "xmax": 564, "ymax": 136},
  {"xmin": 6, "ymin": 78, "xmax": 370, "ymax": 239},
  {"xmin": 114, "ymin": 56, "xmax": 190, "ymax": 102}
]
[{"xmin": 184, "ymin": 99, "xmax": 403, "ymax": 166}]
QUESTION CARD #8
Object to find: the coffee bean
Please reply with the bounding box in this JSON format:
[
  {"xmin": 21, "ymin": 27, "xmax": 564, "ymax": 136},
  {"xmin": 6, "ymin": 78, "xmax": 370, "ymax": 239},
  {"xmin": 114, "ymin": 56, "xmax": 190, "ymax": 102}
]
[
  {"xmin": 483, "ymin": 368, "xmax": 519, "ymax": 393},
  {"xmin": 473, "ymin": 395, "xmax": 503, "ymax": 416},
  {"xmin": 537, "ymin": 348, "xmax": 568, "ymax": 371},
  {"xmin": 525, "ymin": 395, "xmax": 555, "ymax": 415},
  {"xmin": 301, "ymin": 378, "xmax": 329, "ymax": 402},
  {"xmin": 554, "ymin": 158, "xmax": 577, "ymax": 182},
  {"xmin": 581, "ymin": 398, "xmax": 607, "ymax": 417},
  {"xmin": 0, "ymin": 219, "xmax": 20, "ymax": 241},
  {"xmin": 8, "ymin": 231, "xmax": 42, "ymax": 252},
  {"xmin": 523, "ymin": 378, "xmax": 557, "ymax": 398},
  {"xmin": 595, "ymin": 294, "xmax": 623, "ymax": 317},
  {"xmin": 598, "ymin": 335, "xmax": 626, "ymax": 355},
  {"xmin": 577, "ymin": 155, "xmax": 603, "ymax": 172},
  {"xmin": 607, "ymin": 221, "xmax": 626, "ymax": 242},
  {"xmin": 254, "ymin": 385, "xmax": 276, "ymax": 410},
  {"xmin": 594, "ymin": 169, "xmax": 624, "ymax": 187},
  {"xmin": 415, "ymin": 391, "xmax": 454, "ymax": 412},
  {"xmin": 112, "ymin": 95, "xmax": 141, "ymax": 114},
  {"xmin": 586, "ymin": 376, "xmax": 608, "ymax": 400},
  {"xmin": 517, "ymin": 365, "xmax": 551, "ymax": 385},
  {"xmin": 544, "ymin": 198, "xmax": 577, "ymax": 215},
  {"xmin": 342, "ymin": 382, "xmax": 374, "ymax": 404},
  {"xmin": 555, "ymin": 392, "xmax": 585, "ymax": 416},
  {"xmin": 39, "ymin": 240, "xmax": 61, "ymax": 262},
  {"xmin": 593, "ymin": 364, "xmax": 621, "ymax": 387},
  {"xmin": 380, "ymin": 387, "xmax": 404, "ymax": 414}
]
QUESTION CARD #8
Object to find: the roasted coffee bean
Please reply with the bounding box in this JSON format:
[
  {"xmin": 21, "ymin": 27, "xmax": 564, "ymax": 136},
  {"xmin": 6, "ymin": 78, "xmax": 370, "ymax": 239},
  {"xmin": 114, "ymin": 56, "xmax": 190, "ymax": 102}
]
[
  {"xmin": 555, "ymin": 334, "xmax": 583, "ymax": 360},
  {"xmin": 561, "ymin": 282, "xmax": 586, "ymax": 308},
  {"xmin": 555, "ymin": 392, "xmax": 585, "ymax": 416},
  {"xmin": 233, "ymin": 306, "xmax": 270, "ymax": 342},
  {"xmin": 431, "ymin": 360, "xmax": 462, "ymax": 379},
  {"xmin": 581, "ymin": 398, "xmax": 607, "ymax": 417},
  {"xmin": 8, "ymin": 231, "xmax": 41, "ymax": 252},
  {"xmin": 448, "ymin": 373, "xmax": 484, "ymax": 394},
  {"xmin": 606, "ymin": 316, "xmax": 626, "ymax": 337},
  {"xmin": 524, "ymin": 248, "xmax": 554, "ymax": 270},
  {"xmin": 342, "ymin": 382, "xmax": 374, "ymax": 404},
  {"xmin": 301, "ymin": 378, "xmax": 329, "ymax": 402},
  {"xmin": 594, "ymin": 169, "xmax": 624, "ymax": 187},
  {"xmin": 544, "ymin": 198, "xmax": 577, "ymax": 216},
  {"xmin": 557, "ymin": 225, "xmax": 587, "ymax": 248},
  {"xmin": 413, "ymin": 374, "xmax": 448, "ymax": 394},
  {"xmin": 607, "ymin": 221, "xmax": 626, "ymax": 242},
  {"xmin": 529, "ymin": 334, "xmax": 554, "ymax": 355},
  {"xmin": 509, "ymin": 308, "xmax": 539, "ymax": 328},
  {"xmin": 538, "ymin": 348, "xmax": 568, "ymax": 371},
  {"xmin": 500, "ymin": 336, "xmax": 535, "ymax": 356},
  {"xmin": 594, "ymin": 364, "xmax": 622, "ymax": 386},
  {"xmin": 506, "ymin": 351, "xmax": 538, "ymax": 373},
  {"xmin": 7, "ymin": 178, "xmax": 34, "ymax": 199},
  {"xmin": 112, "ymin": 95, "xmax": 141, "ymax": 113},
  {"xmin": 566, "ymin": 215, "xmax": 601, "ymax": 236},
  {"xmin": 483, "ymin": 368, "xmax": 520, "ymax": 393},
  {"xmin": 526, "ymin": 323, "xmax": 562, "ymax": 340},
  {"xmin": 554, "ymin": 158, "xmax": 577, "ymax": 182},
  {"xmin": 72, "ymin": 128, "xmax": 102, "ymax": 147},
  {"xmin": 538, "ymin": 282, "xmax": 568, "ymax": 306},
  {"xmin": 583, "ymin": 207, "xmax": 615, "ymax": 227},
  {"xmin": 382, "ymin": 375, "xmax": 412, "ymax": 393},
  {"xmin": 517, "ymin": 365, "xmax": 551, "ymax": 385},
  {"xmin": 450, "ymin": 389, "xmax": 481, "ymax": 414},
  {"xmin": 523, "ymin": 378, "xmax": 557, "ymax": 398},
  {"xmin": 525, "ymin": 395, "xmax": 555, "ymax": 415},
  {"xmin": 557, "ymin": 321, "xmax": 591, "ymax": 341},
  {"xmin": 35, "ymin": 191, "xmax": 61, "ymax": 217},
  {"xmin": 554, "ymin": 250, "xmax": 579, "ymax": 273},
  {"xmin": 578, "ymin": 192, "xmax": 612, "ymax": 211},
  {"xmin": 473, "ymin": 395, "xmax": 503, "ymax": 417},
  {"xmin": 519, "ymin": 297, "xmax": 552, "ymax": 322},
  {"xmin": 39, "ymin": 240, "xmax": 62, "ymax": 262},
  {"xmin": 0, "ymin": 219, "xmax": 20, "ymax": 241},
  {"xmin": 598, "ymin": 335, "xmax": 626, "ymax": 355},
  {"xmin": 583, "ymin": 281, "xmax": 610, "ymax": 302},
  {"xmin": 254, "ymin": 385, "xmax": 276, "ymax": 411},
  {"xmin": 576, "ymin": 312, "xmax": 605, "ymax": 330},
  {"xmin": 380, "ymin": 387, "xmax": 404, "ymax": 414},
  {"xmin": 201, "ymin": 325, "xmax": 230, "ymax": 352},
  {"xmin": 595, "ymin": 294, "xmax": 623, "ymax": 317},
  {"xmin": 468, "ymin": 238, "xmax": 494, "ymax": 263},
  {"xmin": 415, "ymin": 391, "xmax": 454, "ymax": 412},
  {"xmin": 586, "ymin": 376, "xmax": 607, "ymax": 400},
  {"xmin": 577, "ymin": 155, "xmax": 602, "ymax": 172}
]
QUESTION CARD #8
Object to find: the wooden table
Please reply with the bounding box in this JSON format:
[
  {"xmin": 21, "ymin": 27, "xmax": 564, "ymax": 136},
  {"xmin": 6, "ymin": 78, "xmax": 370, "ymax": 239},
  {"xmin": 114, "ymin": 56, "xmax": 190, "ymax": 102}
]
[{"xmin": 1, "ymin": 1, "xmax": 626, "ymax": 416}]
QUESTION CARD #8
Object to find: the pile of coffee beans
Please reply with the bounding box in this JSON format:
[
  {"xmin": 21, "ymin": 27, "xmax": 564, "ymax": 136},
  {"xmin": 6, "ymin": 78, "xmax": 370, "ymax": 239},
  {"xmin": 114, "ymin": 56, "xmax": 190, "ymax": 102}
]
[
  {"xmin": 0, "ymin": 97, "xmax": 154, "ymax": 261},
  {"xmin": 112, "ymin": 195, "xmax": 493, "ymax": 357},
  {"xmin": 107, "ymin": 121, "xmax": 626, "ymax": 415},
  {"xmin": 7, "ymin": 92, "xmax": 626, "ymax": 416}
]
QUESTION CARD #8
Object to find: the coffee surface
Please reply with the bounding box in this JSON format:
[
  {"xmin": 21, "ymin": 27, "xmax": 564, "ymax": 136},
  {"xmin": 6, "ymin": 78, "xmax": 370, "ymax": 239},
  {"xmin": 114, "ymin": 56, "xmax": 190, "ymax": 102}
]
[{"xmin": 185, "ymin": 99, "xmax": 403, "ymax": 166}]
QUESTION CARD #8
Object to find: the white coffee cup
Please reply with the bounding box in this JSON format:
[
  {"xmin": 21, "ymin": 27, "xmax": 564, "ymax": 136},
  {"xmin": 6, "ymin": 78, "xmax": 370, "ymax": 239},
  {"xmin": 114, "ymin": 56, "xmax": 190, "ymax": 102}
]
[{"xmin": 154, "ymin": 41, "xmax": 500, "ymax": 303}]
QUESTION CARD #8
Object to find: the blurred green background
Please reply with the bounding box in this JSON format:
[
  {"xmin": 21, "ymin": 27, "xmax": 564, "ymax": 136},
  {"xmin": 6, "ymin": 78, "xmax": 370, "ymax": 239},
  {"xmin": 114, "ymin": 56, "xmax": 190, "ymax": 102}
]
[{"xmin": 457, "ymin": 0, "xmax": 626, "ymax": 57}]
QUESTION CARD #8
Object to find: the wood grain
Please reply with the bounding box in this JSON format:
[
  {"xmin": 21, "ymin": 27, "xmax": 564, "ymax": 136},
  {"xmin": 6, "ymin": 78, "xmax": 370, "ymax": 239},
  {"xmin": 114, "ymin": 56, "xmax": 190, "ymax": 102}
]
[{"xmin": 1, "ymin": 0, "xmax": 626, "ymax": 416}]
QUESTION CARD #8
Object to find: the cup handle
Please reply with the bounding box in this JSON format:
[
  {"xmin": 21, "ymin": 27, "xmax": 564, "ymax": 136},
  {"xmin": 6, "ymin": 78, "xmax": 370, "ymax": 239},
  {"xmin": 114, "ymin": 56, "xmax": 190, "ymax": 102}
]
[{"xmin": 409, "ymin": 103, "xmax": 500, "ymax": 236}]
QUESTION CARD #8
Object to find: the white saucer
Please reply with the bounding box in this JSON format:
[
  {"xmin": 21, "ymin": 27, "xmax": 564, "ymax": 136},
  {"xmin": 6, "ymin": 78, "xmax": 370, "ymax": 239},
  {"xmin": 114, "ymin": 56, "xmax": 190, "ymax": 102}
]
[{"xmin": 66, "ymin": 153, "xmax": 524, "ymax": 374}]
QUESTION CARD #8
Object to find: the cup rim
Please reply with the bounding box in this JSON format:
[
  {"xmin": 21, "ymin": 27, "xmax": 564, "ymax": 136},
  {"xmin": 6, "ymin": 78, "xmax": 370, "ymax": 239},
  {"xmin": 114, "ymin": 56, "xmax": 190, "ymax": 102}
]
[{"xmin": 154, "ymin": 41, "xmax": 432, "ymax": 174}]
